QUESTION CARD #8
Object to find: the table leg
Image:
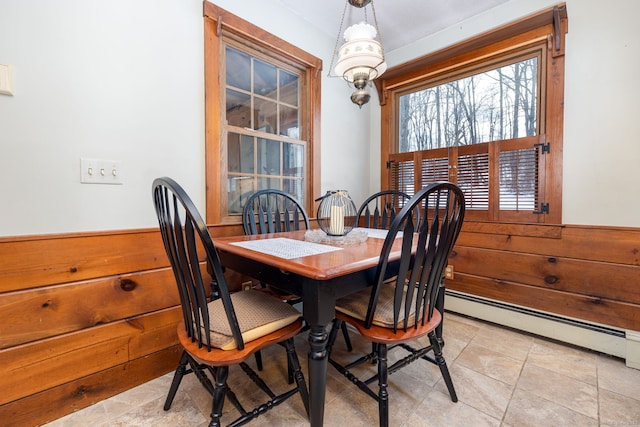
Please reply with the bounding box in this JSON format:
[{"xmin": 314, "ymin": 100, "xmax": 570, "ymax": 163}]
[{"xmin": 307, "ymin": 324, "xmax": 328, "ymax": 427}]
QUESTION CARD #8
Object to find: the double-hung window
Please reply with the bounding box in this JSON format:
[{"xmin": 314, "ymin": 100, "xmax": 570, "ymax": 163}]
[
  {"xmin": 204, "ymin": 4, "xmax": 321, "ymax": 224},
  {"xmin": 379, "ymin": 4, "xmax": 567, "ymax": 224},
  {"xmin": 224, "ymin": 44, "xmax": 305, "ymax": 215}
]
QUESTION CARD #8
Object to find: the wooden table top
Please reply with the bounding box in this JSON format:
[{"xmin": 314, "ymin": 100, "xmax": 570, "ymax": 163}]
[{"xmin": 211, "ymin": 229, "xmax": 403, "ymax": 281}]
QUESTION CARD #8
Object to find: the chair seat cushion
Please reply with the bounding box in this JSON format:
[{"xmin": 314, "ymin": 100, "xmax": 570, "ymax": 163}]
[
  {"xmin": 335, "ymin": 284, "xmax": 421, "ymax": 329},
  {"xmin": 204, "ymin": 290, "xmax": 301, "ymax": 350}
]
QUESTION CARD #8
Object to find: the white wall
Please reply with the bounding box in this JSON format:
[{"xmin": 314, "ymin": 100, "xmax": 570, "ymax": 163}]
[
  {"xmin": 0, "ymin": 0, "xmax": 205, "ymax": 236},
  {"xmin": 0, "ymin": 0, "xmax": 370, "ymax": 236},
  {"xmin": 2, "ymin": 0, "xmax": 639, "ymax": 236},
  {"xmin": 371, "ymin": 0, "xmax": 640, "ymax": 227}
]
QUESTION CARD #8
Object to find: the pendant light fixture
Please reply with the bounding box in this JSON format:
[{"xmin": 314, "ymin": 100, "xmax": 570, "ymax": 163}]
[{"xmin": 328, "ymin": 0, "xmax": 387, "ymax": 108}]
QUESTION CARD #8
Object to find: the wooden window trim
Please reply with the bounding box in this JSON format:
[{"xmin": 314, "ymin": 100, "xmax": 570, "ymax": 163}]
[
  {"xmin": 203, "ymin": 2, "xmax": 322, "ymax": 224},
  {"xmin": 376, "ymin": 3, "xmax": 567, "ymax": 224}
]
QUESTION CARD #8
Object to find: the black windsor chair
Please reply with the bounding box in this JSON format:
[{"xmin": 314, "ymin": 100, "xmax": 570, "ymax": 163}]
[
  {"xmin": 326, "ymin": 182, "xmax": 465, "ymax": 427},
  {"xmin": 242, "ymin": 189, "xmax": 353, "ymax": 366},
  {"xmin": 152, "ymin": 177, "xmax": 309, "ymax": 427}
]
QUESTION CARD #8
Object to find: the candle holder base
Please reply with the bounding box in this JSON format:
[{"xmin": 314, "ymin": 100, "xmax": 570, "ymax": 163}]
[{"xmin": 304, "ymin": 229, "xmax": 368, "ymax": 245}]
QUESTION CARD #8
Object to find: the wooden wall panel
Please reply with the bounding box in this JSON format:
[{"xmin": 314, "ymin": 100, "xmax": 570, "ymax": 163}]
[
  {"xmin": 458, "ymin": 222, "xmax": 640, "ymax": 265},
  {"xmin": 0, "ymin": 231, "xmax": 169, "ymax": 292},
  {"xmin": 0, "ymin": 346, "xmax": 182, "ymax": 427},
  {"xmin": 448, "ymin": 223, "xmax": 640, "ymax": 331},
  {"xmin": 0, "ymin": 308, "xmax": 181, "ymax": 406},
  {"xmin": 0, "ymin": 269, "xmax": 179, "ymax": 349},
  {"xmin": 449, "ymin": 273, "xmax": 640, "ymax": 331},
  {"xmin": 0, "ymin": 222, "xmax": 639, "ymax": 426},
  {"xmin": 0, "ymin": 228, "xmax": 186, "ymax": 425},
  {"xmin": 453, "ymin": 246, "xmax": 640, "ymax": 305}
]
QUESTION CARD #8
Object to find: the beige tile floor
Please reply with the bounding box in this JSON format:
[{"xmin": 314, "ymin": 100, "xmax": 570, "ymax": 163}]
[{"xmin": 44, "ymin": 312, "xmax": 640, "ymax": 427}]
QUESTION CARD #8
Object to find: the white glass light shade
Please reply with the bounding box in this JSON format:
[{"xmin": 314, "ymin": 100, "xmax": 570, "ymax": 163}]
[{"xmin": 334, "ymin": 22, "xmax": 387, "ymax": 82}]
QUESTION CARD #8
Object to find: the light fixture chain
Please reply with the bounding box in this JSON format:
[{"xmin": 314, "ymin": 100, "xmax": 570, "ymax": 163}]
[
  {"xmin": 370, "ymin": 0, "xmax": 384, "ymax": 56},
  {"xmin": 328, "ymin": 0, "xmax": 351, "ymax": 78}
]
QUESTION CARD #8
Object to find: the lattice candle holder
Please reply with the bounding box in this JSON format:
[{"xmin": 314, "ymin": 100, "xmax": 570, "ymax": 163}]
[{"xmin": 316, "ymin": 190, "xmax": 357, "ymax": 236}]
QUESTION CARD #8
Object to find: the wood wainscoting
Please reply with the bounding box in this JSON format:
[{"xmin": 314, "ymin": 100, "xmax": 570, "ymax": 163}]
[
  {"xmin": 0, "ymin": 225, "xmax": 246, "ymax": 427},
  {"xmin": 0, "ymin": 221, "xmax": 638, "ymax": 425},
  {"xmin": 448, "ymin": 222, "xmax": 640, "ymax": 333}
]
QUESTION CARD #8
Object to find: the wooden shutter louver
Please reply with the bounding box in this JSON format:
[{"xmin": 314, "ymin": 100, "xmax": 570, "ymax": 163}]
[
  {"xmin": 390, "ymin": 159, "xmax": 415, "ymax": 196},
  {"xmin": 499, "ymin": 147, "xmax": 538, "ymax": 211},
  {"xmin": 421, "ymin": 157, "xmax": 449, "ymax": 186},
  {"xmin": 457, "ymin": 151, "xmax": 489, "ymax": 210}
]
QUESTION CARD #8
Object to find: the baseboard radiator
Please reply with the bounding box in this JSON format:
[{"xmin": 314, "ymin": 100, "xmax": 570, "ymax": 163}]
[{"xmin": 444, "ymin": 290, "xmax": 627, "ymax": 359}]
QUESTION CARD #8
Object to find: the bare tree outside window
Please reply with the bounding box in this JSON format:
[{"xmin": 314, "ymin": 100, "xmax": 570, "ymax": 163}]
[{"xmin": 399, "ymin": 57, "xmax": 537, "ymax": 151}]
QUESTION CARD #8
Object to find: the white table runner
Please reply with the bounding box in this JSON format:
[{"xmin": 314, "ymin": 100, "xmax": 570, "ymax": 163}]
[
  {"xmin": 230, "ymin": 237, "xmax": 343, "ymax": 259},
  {"xmin": 353, "ymin": 228, "xmax": 403, "ymax": 240}
]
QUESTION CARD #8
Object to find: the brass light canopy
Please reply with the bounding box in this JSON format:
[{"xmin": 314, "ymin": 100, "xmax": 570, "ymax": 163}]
[{"xmin": 329, "ymin": 0, "xmax": 386, "ymax": 108}]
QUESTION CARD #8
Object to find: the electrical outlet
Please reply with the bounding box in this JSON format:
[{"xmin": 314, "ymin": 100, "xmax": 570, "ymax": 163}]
[{"xmin": 445, "ymin": 265, "xmax": 454, "ymax": 280}]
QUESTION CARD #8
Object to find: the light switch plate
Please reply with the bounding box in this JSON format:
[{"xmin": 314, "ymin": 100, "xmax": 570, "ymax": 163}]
[
  {"xmin": 0, "ymin": 64, "xmax": 13, "ymax": 96},
  {"xmin": 80, "ymin": 158, "xmax": 124, "ymax": 185}
]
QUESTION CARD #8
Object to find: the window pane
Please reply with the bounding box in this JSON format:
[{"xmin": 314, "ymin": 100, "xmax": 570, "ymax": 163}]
[
  {"xmin": 228, "ymin": 180, "xmax": 254, "ymax": 215},
  {"xmin": 258, "ymin": 177, "xmax": 281, "ymax": 190},
  {"xmin": 228, "ymin": 133, "xmax": 254, "ymax": 174},
  {"xmin": 399, "ymin": 57, "xmax": 538, "ymax": 153},
  {"xmin": 227, "ymin": 180, "xmax": 254, "ymax": 215},
  {"xmin": 254, "ymin": 58, "xmax": 277, "ymax": 99},
  {"xmin": 500, "ymin": 147, "xmax": 538, "ymax": 210},
  {"xmin": 283, "ymin": 142, "xmax": 304, "ymax": 177},
  {"xmin": 254, "ymin": 98, "xmax": 277, "ymax": 133},
  {"xmin": 226, "ymin": 89, "xmax": 251, "ymax": 128},
  {"xmin": 226, "ymin": 47, "xmax": 251, "ymax": 91},
  {"xmin": 280, "ymin": 70, "xmax": 299, "ymax": 106},
  {"xmin": 257, "ymin": 138, "xmax": 280, "ymax": 176},
  {"xmin": 283, "ymin": 179, "xmax": 303, "ymax": 201},
  {"xmin": 280, "ymin": 105, "xmax": 299, "ymax": 137}
]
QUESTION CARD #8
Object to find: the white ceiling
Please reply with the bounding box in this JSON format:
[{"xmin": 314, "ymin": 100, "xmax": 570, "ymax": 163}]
[{"xmin": 277, "ymin": 0, "xmax": 510, "ymax": 52}]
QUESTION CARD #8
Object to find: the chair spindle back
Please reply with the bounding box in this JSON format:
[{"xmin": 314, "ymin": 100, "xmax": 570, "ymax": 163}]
[
  {"xmin": 357, "ymin": 190, "xmax": 414, "ymax": 229},
  {"xmin": 242, "ymin": 189, "xmax": 310, "ymax": 235},
  {"xmin": 366, "ymin": 182, "xmax": 465, "ymax": 332}
]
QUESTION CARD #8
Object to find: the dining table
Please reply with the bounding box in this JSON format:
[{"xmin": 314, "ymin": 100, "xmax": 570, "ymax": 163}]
[{"xmin": 211, "ymin": 228, "xmax": 404, "ymax": 427}]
